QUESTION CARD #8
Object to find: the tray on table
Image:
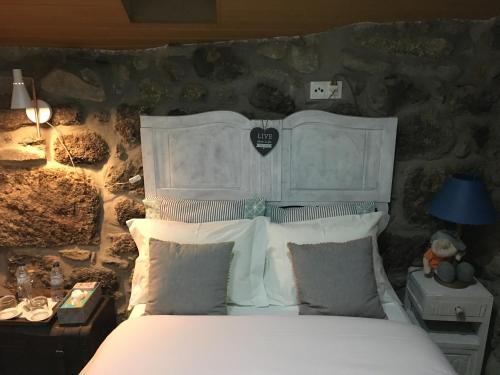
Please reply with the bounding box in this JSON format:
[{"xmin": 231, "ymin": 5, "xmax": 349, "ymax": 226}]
[{"xmin": 0, "ymin": 296, "xmax": 60, "ymax": 326}]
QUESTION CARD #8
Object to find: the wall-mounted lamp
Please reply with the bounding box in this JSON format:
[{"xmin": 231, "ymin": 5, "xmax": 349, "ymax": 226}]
[{"xmin": 10, "ymin": 69, "xmax": 52, "ymax": 139}]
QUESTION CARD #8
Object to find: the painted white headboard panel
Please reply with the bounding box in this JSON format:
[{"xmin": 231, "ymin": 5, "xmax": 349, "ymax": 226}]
[
  {"xmin": 281, "ymin": 111, "xmax": 397, "ymax": 203},
  {"xmin": 140, "ymin": 111, "xmax": 282, "ymax": 200},
  {"xmin": 140, "ymin": 110, "xmax": 397, "ymax": 204}
]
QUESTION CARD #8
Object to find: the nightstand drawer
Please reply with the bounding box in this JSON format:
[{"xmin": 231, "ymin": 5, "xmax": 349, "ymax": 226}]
[
  {"xmin": 436, "ymin": 302, "xmax": 486, "ymax": 318},
  {"xmin": 406, "ymin": 273, "xmax": 492, "ymax": 322},
  {"xmin": 407, "ymin": 285, "xmax": 487, "ymax": 321}
]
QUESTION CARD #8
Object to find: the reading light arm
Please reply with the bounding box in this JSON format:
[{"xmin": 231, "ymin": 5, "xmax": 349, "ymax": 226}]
[{"xmin": 28, "ymin": 76, "xmax": 41, "ymax": 139}]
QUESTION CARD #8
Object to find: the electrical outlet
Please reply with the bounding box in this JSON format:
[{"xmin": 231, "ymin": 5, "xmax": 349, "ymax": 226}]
[{"xmin": 309, "ymin": 81, "xmax": 342, "ymax": 100}]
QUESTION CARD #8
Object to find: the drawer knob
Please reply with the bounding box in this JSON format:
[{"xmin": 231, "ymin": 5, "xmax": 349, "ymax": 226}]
[{"xmin": 455, "ymin": 306, "xmax": 465, "ymax": 320}]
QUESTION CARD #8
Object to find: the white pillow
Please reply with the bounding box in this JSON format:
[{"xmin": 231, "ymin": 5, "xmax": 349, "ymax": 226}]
[
  {"xmin": 127, "ymin": 217, "xmax": 269, "ymax": 309},
  {"xmin": 264, "ymin": 211, "xmax": 393, "ymax": 306}
]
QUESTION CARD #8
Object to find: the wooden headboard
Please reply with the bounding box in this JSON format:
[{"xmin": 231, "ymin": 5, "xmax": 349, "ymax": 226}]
[{"xmin": 140, "ymin": 110, "xmax": 397, "ymax": 209}]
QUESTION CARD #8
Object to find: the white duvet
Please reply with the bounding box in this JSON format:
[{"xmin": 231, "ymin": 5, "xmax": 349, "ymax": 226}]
[{"xmin": 82, "ymin": 315, "xmax": 456, "ymax": 375}]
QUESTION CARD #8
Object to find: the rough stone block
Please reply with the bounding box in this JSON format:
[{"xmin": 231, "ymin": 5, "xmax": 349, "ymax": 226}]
[
  {"xmin": 59, "ymin": 248, "xmax": 92, "ymax": 261},
  {"xmin": 93, "ymin": 110, "xmax": 111, "ymax": 123},
  {"xmin": 249, "ymin": 83, "xmax": 295, "ymax": 115},
  {"xmin": 359, "ymin": 35, "xmax": 453, "ymax": 58},
  {"xmin": 213, "ymin": 88, "xmax": 238, "ymax": 106},
  {"xmin": 102, "ymin": 257, "xmax": 129, "ymax": 270},
  {"xmin": 41, "ymin": 69, "xmax": 105, "ymax": 102},
  {"xmin": 0, "ymin": 109, "xmax": 32, "ymax": 131},
  {"xmin": 53, "ymin": 131, "xmax": 109, "ymax": 165},
  {"xmin": 398, "ymin": 63, "xmax": 461, "ymax": 81},
  {"xmin": 287, "ymin": 44, "xmax": 319, "ymax": 74},
  {"xmin": 341, "ymin": 53, "xmax": 390, "ymax": 74},
  {"xmin": 115, "ymin": 144, "xmax": 128, "ymax": 161},
  {"xmin": 360, "ymin": 75, "xmax": 428, "ymax": 116},
  {"xmin": 115, "ymin": 104, "xmax": 141, "ymax": 146},
  {"xmin": 252, "ymin": 68, "xmax": 300, "ymax": 96},
  {"xmin": 257, "ymin": 41, "xmax": 289, "ymax": 60},
  {"xmin": 114, "ymin": 197, "xmax": 145, "ymax": 226},
  {"xmin": 193, "ymin": 46, "xmax": 245, "ymax": 81},
  {"xmin": 111, "ymin": 64, "xmax": 131, "ymax": 95},
  {"xmin": 396, "ymin": 111, "xmax": 456, "ymax": 161},
  {"xmin": 0, "ymin": 167, "xmax": 101, "ymax": 247},
  {"xmin": 66, "ymin": 267, "xmax": 118, "ymax": 295},
  {"xmin": 402, "ymin": 167, "xmax": 449, "ymax": 225},
  {"xmin": 105, "ymin": 157, "xmax": 144, "ymax": 196},
  {"xmin": 51, "ymin": 105, "xmax": 82, "ymax": 126},
  {"xmin": 138, "ymin": 78, "xmax": 170, "ymax": 106},
  {"xmin": 107, "ymin": 233, "xmax": 138, "ymax": 259},
  {"xmin": 180, "ymin": 83, "xmax": 208, "ymax": 102},
  {"xmin": 161, "ymin": 58, "xmax": 187, "ymax": 82}
]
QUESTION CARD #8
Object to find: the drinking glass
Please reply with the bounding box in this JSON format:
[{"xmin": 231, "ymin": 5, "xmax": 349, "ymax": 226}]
[
  {"xmin": 28, "ymin": 296, "xmax": 51, "ymax": 321},
  {"xmin": 0, "ymin": 295, "xmax": 19, "ymax": 320}
]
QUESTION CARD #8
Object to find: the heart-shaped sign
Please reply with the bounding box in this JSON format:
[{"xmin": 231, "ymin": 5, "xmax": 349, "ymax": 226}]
[{"xmin": 250, "ymin": 127, "xmax": 279, "ymax": 156}]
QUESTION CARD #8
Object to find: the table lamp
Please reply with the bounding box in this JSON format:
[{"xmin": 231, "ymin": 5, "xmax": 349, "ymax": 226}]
[
  {"xmin": 426, "ymin": 174, "xmax": 496, "ymax": 286},
  {"xmin": 427, "ymin": 173, "xmax": 496, "ymax": 236}
]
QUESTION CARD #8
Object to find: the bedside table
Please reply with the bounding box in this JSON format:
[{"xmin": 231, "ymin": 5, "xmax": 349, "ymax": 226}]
[
  {"xmin": 0, "ymin": 296, "xmax": 117, "ymax": 375},
  {"xmin": 404, "ymin": 270, "xmax": 493, "ymax": 375}
]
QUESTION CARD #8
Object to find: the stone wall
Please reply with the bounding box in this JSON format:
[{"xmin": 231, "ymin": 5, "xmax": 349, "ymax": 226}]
[{"xmin": 0, "ymin": 17, "xmax": 500, "ymax": 371}]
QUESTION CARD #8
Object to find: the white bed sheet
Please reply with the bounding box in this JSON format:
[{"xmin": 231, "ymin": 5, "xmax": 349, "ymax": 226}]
[{"xmin": 82, "ymin": 314, "xmax": 455, "ymax": 375}]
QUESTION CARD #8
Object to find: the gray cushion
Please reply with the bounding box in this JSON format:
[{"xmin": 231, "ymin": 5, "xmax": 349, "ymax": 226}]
[
  {"xmin": 288, "ymin": 237, "xmax": 385, "ymax": 318},
  {"xmin": 146, "ymin": 239, "xmax": 234, "ymax": 315}
]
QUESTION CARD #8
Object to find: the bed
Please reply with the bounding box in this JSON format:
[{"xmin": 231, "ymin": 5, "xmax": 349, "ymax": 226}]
[{"xmin": 81, "ymin": 110, "xmax": 456, "ymax": 375}]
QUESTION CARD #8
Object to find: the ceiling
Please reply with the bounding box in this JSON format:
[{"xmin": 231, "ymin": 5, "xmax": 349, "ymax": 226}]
[{"xmin": 0, "ymin": 0, "xmax": 498, "ymax": 49}]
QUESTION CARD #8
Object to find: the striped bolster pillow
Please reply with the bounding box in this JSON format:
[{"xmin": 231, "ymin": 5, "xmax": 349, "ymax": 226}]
[
  {"xmin": 265, "ymin": 202, "xmax": 376, "ymax": 223},
  {"xmin": 143, "ymin": 197, "xmax": 246, "ymax": 223}
]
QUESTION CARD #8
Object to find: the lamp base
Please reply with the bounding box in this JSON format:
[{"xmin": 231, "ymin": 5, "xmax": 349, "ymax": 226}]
[{"xmin": 26, "ymin": 99, "xmax": 52, "ymax": 124}]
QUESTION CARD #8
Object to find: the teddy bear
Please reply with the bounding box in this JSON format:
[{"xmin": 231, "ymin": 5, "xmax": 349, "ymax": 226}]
[
  {"xmin": 422, "ymin": 230, "xmax": 475, "ymax": 285},
  {"xmin": 423, "ymin": 238, "xmax": 462, "ymax": 277}
]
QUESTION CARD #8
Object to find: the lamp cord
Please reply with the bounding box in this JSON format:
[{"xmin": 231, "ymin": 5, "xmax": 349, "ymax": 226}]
[
  {"xmin": 46, "ymin": 121, "xmax": 76, "ymax": 168},
  {"xmin": 30, "ymin": 77, "xmax": 41, "ymax": 139},
  {"xmin": 45, "ymin": 122, "xmax": 140, "ymax": 188}
]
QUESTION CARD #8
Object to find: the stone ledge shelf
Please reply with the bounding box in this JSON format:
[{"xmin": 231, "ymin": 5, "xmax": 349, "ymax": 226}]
[
  {"xmin": 0, "ymin": 109, "xmax": 33, "ymax": 131},
  {"xmin": 0, "ymin": 145, "xmax": 46, "ymax": 167}
]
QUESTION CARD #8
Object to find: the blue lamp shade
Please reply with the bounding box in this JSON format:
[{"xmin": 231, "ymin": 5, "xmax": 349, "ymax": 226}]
[{"xmin": 427, "ymin": 174, "xmax": 497, "ymax": 225}]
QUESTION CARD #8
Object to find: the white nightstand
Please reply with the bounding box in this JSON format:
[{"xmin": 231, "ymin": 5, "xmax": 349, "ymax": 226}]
[{"xmin": 404, "ymin": 270, "xmax": 493, "ymax": 375}]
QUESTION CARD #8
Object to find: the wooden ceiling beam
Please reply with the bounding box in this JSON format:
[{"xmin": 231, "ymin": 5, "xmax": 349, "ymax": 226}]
[{"xmin": 0, "ymin": 0, "xmax": 498, "ymax": 49}]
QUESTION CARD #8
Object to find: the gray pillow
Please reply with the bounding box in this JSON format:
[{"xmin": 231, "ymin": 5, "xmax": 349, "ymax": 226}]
[
  {"xmin": 146, "ymin": 239, "xmax": 234, "ymax": 315},
  {"xmin": 288, "ymin": 237, "xmax": 385, "ymax": 318}
]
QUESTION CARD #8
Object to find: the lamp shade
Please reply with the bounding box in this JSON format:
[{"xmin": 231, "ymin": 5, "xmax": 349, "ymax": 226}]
[
  {"xmin": 10, "ymin": 69, "xmax": 32, "ymax": 109},
  {"xmin": 427, "ymin": 174, "xmax": 497, "ymax": 225}
]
